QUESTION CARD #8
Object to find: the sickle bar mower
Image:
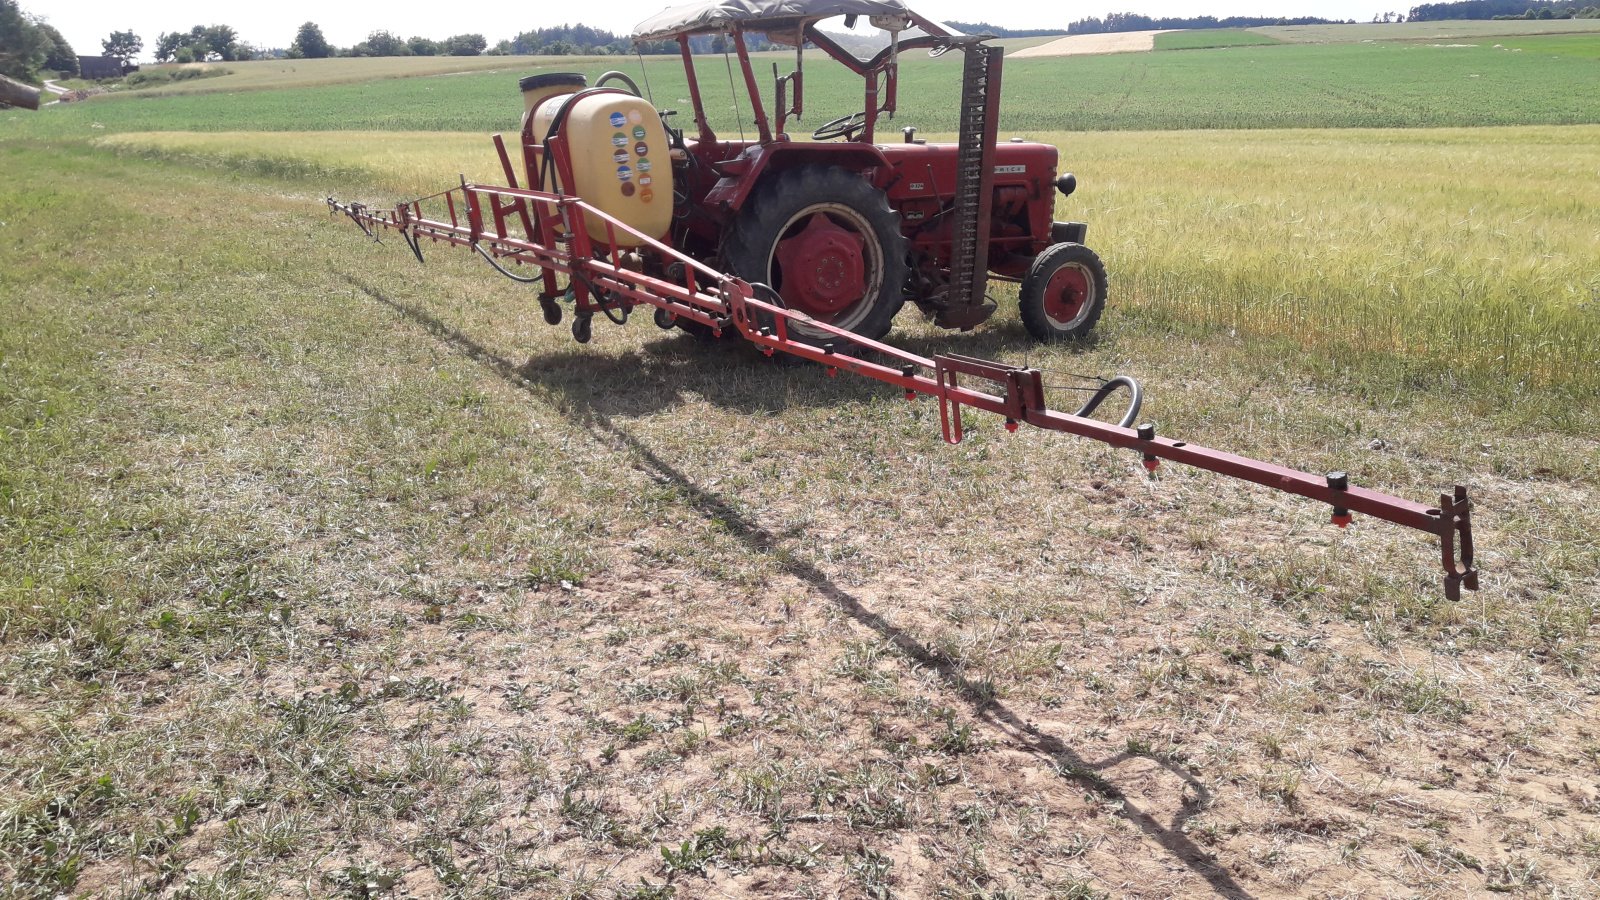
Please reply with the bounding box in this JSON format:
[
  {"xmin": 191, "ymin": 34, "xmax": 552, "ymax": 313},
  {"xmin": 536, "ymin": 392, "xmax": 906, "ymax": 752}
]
[{"xmin": 326, "ymin": 170, "xmax": 1478, "ymax": 600}]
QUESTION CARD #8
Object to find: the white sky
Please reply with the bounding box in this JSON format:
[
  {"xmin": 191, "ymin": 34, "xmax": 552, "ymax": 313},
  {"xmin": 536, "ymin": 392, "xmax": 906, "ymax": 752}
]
[{"xmin": 32, "ymin": 0, "xmax": 1398, "ymax": 61}]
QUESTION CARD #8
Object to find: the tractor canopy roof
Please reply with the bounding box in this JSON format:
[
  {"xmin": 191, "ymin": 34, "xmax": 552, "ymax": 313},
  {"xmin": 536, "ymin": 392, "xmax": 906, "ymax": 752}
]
[{"xmin": 632, "ymin": 0, "xmax": 948, "ymax": 42}]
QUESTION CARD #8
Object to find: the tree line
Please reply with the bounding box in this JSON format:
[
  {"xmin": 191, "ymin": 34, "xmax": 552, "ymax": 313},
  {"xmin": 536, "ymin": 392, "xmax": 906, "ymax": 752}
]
[
  {"xmin": 1066, "ymin": 13, "xmax": 1347, "ymax": 34},
  {"xmin": 288, "ymin": 23, "xmax": 775, "ymax": 58},
  {"xmin": 1408, "ymin": 0, "xmax": 1600, "ymax": 18},
  {"xmin": 943, "ymin": 21, "xmax": 1068, "ymax": 38}
]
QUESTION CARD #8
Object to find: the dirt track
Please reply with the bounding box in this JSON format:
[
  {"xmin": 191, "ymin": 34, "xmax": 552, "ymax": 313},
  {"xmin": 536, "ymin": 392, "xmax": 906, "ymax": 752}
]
[{"xmin": 1011, "ymin": 29, "xmax": 1174, "ymax": 58}]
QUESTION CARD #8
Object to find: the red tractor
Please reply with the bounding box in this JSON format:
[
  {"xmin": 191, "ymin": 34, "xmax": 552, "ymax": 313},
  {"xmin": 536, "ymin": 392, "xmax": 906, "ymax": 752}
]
[
  {"xmin": 616, "ymin": 0, "xmax": 1103, "ymax": 342},
  {"xmin": 325, "ymin": 0, "xmax": 1478, "ymax": 600}
]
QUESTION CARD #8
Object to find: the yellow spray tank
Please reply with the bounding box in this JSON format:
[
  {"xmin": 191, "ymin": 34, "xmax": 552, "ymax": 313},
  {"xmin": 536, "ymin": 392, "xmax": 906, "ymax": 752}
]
[{"xmin": 519, "ymin": 73, "xmax": 672, "ymax": 249}]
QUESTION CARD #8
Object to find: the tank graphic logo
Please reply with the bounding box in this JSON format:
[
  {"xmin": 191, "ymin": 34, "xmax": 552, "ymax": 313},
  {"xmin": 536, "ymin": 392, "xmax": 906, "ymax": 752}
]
[
  {"xmin": 616, "ymin": 165, "xmax": 632, "ymax": 182},
  {"xmin": 632, "ymin": 125, "xmax": 647, "ymax": 140},
  {"xmin": 636, "ymin": 158, "xmax": 652, "ymax": 173},
  {"xmin": 638, "ymin": 174, "xmax": 653, "ymax": 187},
  {"xmin": 634, "ymin": 142, "xmax": 649, "ymax": 157},
  {"xmin": 612, "ymin": 132, "xmax": 628, "ymax": 148},
  {"xmin": 609, "ymin": 112, "xmax": 626, "ymax": 127},
  {"xmin": 612, "ymin": 149, "xmax": 630, "ymax": 164},
  {"xmin": 627, "ymin": 110, "xmax": 643, "ymax": 125},
  {"xmin": 621, "ymin": 181, "xmax": 636, "ymax": 197},
  {"xmin": 640, "ymin": 187, "xmax": 654, "ymax": 202}
]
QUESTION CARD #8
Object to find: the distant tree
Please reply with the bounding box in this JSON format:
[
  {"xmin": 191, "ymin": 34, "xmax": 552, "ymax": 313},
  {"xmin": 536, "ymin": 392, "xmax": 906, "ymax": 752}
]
[
  {"xmin": 0, "ymin": 0, "xmax": 46, "ymax": 81},
  {"xmin": 202, "ymin": 25, "xmax": 239, "ymax": 60},
  {"xmin": 291, "ymin": 21, "xmax": 330, "ymax": 58},
  {"xmin": 407, "ymin": 36, "xmax": 440, "ymax": 56},
  {"xmin": 101, "ymin": 29, "xmax": 142, "ymax": 64},
  {"xmin": 35, "ymin": 20, "xmax": 75, "ymax": 75},
  {"xmin": 442, "ymin": 33, "xmax": 486, "ymax": 56},
  {"xmin": 351, "ymin": 30, "xmax": 408, "ymax": 56},
  {"xmin": 154, "ymin": 31, "xmax": 184, "ymax": 62}
]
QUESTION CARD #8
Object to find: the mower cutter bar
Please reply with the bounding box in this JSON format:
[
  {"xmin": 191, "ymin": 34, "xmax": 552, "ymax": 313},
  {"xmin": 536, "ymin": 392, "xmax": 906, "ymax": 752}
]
[{"xmin": 327, "ymin": 181, "xmax": 1478, "ymax": 600}]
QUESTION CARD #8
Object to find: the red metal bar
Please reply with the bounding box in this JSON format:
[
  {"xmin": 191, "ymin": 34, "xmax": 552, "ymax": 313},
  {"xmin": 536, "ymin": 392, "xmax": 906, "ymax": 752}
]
[
  {"xmin": 732, "ymin": 26, "xmax": 773, "ymax": 144},
  {"xmin": 680, "ymin": 36, "xmax": 715, "ymax": 143}
]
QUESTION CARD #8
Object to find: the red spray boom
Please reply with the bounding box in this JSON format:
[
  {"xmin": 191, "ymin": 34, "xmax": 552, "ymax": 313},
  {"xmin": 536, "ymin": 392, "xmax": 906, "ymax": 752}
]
[{"xmin": 326, "ymin": 166, "xmax": 1477, "ymax": 600}]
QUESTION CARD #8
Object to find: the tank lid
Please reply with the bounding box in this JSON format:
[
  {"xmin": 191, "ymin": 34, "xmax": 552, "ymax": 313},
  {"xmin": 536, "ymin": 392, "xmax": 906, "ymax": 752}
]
[{"xmin": 519, "ymin": 72, "xmax": 587, "ymax": 92}]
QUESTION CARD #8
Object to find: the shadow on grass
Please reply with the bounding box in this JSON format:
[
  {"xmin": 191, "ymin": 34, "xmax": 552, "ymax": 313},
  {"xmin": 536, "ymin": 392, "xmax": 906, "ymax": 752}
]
[
  {"xmin": 444, "ymin": 300, "xmax": 1103, "ymax": 421},
  {"xmin": 349, "ymin": 277, "xmax": 1249, "ymax": 899}
]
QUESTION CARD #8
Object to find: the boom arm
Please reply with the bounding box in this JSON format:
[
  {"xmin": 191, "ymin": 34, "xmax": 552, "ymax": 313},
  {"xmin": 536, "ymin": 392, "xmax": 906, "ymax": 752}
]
[{"xmin": 326, "ymin": 169, "xmax": 1478, "ymax": 600}]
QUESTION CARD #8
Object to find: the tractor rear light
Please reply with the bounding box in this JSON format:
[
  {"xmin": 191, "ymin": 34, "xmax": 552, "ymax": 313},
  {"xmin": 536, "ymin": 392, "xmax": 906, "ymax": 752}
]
[
  {"xmin": 1332, "ymin": 511, "xmax": 1353, "ymax": 528},
  {"xmin": 1005, "ymin": 418, "xmax": 1018, "ymax": 433},
  {"xmin": 1056, "ymin": 173, "xmax": 1077, "ymax": 197}
]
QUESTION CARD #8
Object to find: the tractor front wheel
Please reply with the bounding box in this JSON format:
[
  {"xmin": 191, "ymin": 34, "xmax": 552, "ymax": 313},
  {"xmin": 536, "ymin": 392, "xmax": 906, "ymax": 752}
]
[
  {"xmin": 722, "ymin": 166, "xmax": 906, "ymax": 342},
  {"xmin": 1019, "ymin": 243, "xmax": 1107, "ymax": 342}
]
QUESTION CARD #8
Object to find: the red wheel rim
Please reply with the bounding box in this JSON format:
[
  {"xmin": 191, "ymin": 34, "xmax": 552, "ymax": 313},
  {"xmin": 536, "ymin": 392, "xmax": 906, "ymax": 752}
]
[
  {"xmin": 766, "ymin": 203, "xmax": 883, "ymax": 330},
  {"xmin": 1042, "ymin": 263, "xmax": 1092, "ymax": 326}
]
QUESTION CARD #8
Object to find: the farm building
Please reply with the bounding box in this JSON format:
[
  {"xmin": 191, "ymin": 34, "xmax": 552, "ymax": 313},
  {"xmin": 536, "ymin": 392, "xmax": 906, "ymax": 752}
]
[{"xmin": 77, "ymin": 56, "xmax": 136, "ymax": 80}]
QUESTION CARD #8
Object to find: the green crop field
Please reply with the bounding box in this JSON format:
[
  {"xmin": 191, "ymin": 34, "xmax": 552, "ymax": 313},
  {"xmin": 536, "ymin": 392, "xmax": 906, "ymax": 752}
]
[
  {"xmin": 1255, "ymin": 17, "xmax": 1600, "ymax": 42},
  {"xmin": 12, "ymin": 35, "xmax": 1600, "ymax": 140},
  {"xmin": 4, "ymin": 26, "xmax": 1599, "ymax": 900},
  {"xmin": 1154, "ymin": 28, "xmax": 1283, "ymax": 50}
]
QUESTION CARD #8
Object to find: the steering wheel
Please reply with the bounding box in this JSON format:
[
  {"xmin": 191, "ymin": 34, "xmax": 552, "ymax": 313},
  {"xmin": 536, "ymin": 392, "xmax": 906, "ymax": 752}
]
[
  {"xmin": 812, "ymin": 111, "xmax": 868, "ymax": 141},
  {"xmin": 595, "ymin": 70, "xmax": 641, "ymax": 96}
]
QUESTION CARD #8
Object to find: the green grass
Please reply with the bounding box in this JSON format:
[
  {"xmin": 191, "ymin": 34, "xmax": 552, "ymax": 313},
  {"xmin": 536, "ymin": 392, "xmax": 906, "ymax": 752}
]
[
  {"xmin": 1495, "ymin": 32, "xmax": 1600, "ymax": 58},
  {"xmin": 1256, "ymin": 18, "xmax": 1600, "ymax": 42},
  {"xmin": 7, "ymin": 36, "xmax": 1600, "ymax": 139},
  {"xmin": 1155, "ymin": 29, "xmax": 1283, "ymax": 50}
]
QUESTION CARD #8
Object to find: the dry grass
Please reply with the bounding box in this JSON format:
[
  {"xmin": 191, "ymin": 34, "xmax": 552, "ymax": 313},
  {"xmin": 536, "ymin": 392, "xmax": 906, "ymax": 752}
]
[{"xmin": 102, "ymin": 124, "xmax": 1600, "ymax": 401}]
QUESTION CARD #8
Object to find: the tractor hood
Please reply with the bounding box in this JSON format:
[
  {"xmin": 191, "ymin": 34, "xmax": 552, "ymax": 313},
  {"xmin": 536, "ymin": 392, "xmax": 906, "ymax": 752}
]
[{"xmin": 634, "ymin": 0, "xmax": 931, "ymax": 41}]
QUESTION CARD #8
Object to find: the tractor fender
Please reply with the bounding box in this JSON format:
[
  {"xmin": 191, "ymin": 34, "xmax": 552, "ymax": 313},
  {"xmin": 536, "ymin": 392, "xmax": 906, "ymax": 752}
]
[{"xmin": 703, "ymin": 142, "xmax": 892, "ymax": 214}]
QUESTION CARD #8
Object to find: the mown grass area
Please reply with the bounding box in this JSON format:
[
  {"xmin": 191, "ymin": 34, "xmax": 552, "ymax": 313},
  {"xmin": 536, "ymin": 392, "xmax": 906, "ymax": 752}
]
[
  {"xmin": 1154, "ymin": 29, "xmax": 1283, "ymax": 50},
  {"xmin": 5, "ymin": 31, "xmax": 1600, "ymax": 898},
  {"xmin": 2, "ymin": 133, "xmax": 1597, "ymax": 898},
  {"xmin": 8, "ymin": 35, "xmax": 1600, "ymax": 139}
]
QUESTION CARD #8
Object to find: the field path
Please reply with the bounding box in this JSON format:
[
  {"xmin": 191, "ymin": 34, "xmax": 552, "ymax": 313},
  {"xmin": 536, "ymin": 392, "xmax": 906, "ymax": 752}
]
[{"xmin": 1010, "ymin": 29, "xmax": 1175, "ymax": 58}]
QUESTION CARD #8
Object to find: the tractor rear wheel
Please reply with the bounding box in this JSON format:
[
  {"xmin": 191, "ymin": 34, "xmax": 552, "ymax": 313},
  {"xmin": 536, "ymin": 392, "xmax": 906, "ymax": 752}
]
[
  {"xmin": 1019, "ymin": 243, "xmax": 1107, "ymax": 341},
  {"xmin": 722, "ymin": 165, "xmax": 906, "ymax": 342}
]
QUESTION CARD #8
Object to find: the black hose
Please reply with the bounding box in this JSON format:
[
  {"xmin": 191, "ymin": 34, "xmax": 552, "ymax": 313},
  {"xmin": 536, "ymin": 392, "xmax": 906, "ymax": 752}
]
[
  {"xmin": 1072, "ymin": 375, "xmax": 1143, "ymax": 429},
  {"xmin": 473, "ymin": 243, "xmax": 541, "ymax": 283}
]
